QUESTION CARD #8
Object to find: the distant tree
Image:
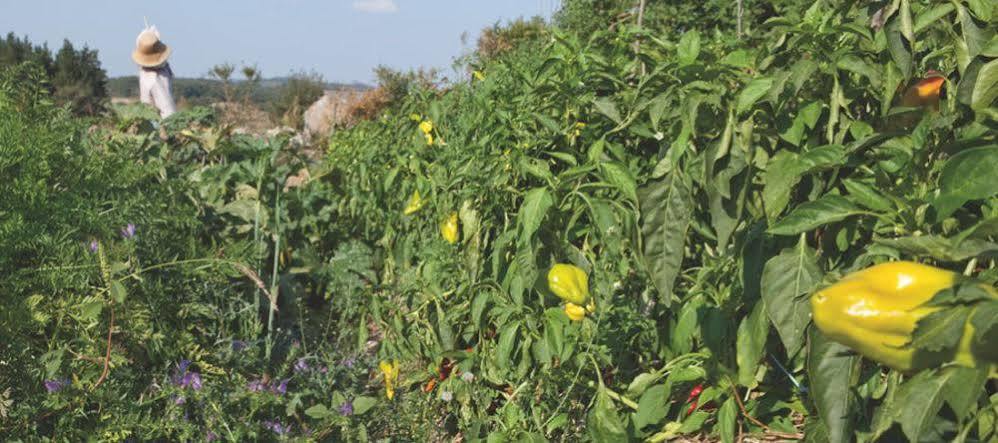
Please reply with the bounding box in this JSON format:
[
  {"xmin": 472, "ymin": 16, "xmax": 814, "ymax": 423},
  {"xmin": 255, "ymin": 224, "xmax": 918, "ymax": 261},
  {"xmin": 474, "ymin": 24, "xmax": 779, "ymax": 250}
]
[
  {"xmin": 239, "ymin": 64, "xmax": 262, "ymax": 104},
  {"xmin": 476, "ymin": 16, "xmax": 548, "ymax": 62},
  {"xmin": 209, "ymin": 62, "xmax": 235, "ymax": 102},
  {"xmin": 50, "ymin": 40, "xmax": 108, "ymax": 115},
  {"xmin": 0, "ymin": 33, "xmax": 107, "ymax": 115}
]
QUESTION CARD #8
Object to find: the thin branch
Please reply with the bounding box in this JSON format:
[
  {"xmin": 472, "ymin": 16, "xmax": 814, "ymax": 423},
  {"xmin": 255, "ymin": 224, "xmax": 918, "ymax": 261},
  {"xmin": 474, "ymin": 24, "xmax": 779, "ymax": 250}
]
[
  {"xmin": 92, "ymin": 306, "xmax": 115, "ymax": 390},
  {"xmin": 728, "ymin": 381, "xmax": 804, "ymax": 440}
]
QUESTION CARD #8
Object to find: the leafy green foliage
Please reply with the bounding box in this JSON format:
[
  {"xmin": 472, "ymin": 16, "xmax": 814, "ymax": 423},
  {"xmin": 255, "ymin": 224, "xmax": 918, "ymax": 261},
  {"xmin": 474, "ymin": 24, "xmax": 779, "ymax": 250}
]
[{"xmin": 3, "ymin": 0, "xmax": 998, "ymax": 440}]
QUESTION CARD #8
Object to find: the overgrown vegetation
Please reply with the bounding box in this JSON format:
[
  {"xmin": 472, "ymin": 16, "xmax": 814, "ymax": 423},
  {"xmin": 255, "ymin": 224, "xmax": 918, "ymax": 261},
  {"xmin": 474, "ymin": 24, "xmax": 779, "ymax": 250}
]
[
  {"xmin": 2, "ymin": 0, "xmax": 997, "ymax": 441},
  {"xmin": 0, "ymin": 32, "xmax": 108, "ymax": 115}
]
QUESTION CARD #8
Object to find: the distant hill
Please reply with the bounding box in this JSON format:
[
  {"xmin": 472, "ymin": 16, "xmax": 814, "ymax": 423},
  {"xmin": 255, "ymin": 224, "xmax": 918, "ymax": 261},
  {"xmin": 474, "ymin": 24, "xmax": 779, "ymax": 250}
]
[{"xmin": 107, "ymin": 76, "xmax": 369, "ymax": 107}]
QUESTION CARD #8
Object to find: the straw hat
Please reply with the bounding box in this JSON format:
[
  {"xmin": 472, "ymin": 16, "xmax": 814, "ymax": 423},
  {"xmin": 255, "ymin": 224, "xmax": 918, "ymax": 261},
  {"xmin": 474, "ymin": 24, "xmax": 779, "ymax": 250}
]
[{"xmin": 131, "ymin": 26, "xmax": 171, "ymax": 68}]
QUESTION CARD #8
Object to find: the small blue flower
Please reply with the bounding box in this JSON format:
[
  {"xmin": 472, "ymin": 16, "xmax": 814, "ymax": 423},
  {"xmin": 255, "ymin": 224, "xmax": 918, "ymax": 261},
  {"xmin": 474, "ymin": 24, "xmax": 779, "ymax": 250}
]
[
  {"xmin": 88, "ymin": 239, "xmax": 98, "ymax": 253},
  {"xmin": 231, "ymin": 340, "xmax": 247, "ymax": 351},
  {"xmin": 338, "ymin": 401, "xmax": 353, "ymax": 416},
  {"xmin": 121, "ymin": 223, "xmax": 136, "ymax": 239},
  {"xmin": 181, "ymin": 372, "xmax": 202, "ymax": 390},
  {"xmin": 341, "ymin": 357, "xmax": 356, "ymax": 369},
  {"xmin": 44, "ymin": 379, "xmax": 69, "ymax": 393},
  {"xmin": 263, "ymin": 420, "xmax": 290, "ymax": 436},
  {"xmin": 271, "ymin": 379, "xmax": 288, "ymax": 395},
  {"xmin": 294, "ymin": 358, "xmax": 310, "ymax": 373},
  {"xmin": 247, "ymin": 379, "xmax": 266, "ymax": 392}
]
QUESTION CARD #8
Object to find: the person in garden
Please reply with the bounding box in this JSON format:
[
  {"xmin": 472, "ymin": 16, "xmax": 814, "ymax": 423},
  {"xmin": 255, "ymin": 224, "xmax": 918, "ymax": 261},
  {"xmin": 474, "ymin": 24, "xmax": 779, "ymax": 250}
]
[{"xmin": 131, "ymin": 25, "xmax": 176, "ymax": 118}]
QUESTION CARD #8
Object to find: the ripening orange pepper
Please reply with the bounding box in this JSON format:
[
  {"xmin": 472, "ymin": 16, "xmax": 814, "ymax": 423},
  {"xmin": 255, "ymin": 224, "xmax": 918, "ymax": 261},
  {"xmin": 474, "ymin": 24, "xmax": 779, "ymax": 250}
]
[{"xmin": 899, "ymin": 71, "xmax": 945, "ymax": 110}]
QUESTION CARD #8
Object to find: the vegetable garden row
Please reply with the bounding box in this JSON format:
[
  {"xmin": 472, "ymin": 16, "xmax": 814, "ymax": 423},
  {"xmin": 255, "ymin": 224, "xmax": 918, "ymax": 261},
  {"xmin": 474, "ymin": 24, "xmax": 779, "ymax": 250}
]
[{"xmin": 2, "ymin": 0, "xmax": 997, "ymax": 441}]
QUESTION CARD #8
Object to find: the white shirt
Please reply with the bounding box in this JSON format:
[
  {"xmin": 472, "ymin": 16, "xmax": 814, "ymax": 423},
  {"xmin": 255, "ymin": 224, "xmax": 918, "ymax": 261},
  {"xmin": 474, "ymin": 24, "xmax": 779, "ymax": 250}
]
[{"xmin": 139, "ymin": 63, "xmax": 177, "ymax": 118}]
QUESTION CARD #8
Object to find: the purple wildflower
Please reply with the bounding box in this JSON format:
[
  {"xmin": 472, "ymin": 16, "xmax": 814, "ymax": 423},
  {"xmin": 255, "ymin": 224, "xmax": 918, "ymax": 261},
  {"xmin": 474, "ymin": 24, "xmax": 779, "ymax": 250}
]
[
  {"xmin": 270, "ymin": 379, "xmax": 288, "ymax": 395},
  {"xmin": 44, "ymin": 379, "xmax": 69, "ymax": 393},
  {"xmin": 294, "ymin": 358, "xmax": 310, "ymax": 373},
  {"xmin": 341, "ymin": 357, "xmax": 356, "ymax": 368},
  {"xmin": 247, "ymin": 379, "xmax": 266, "ymax": 392},
  {"xmin": 88, "ymin": 239, "xmax": 98, "ymax": 253},
  {"xmin": 263, "ymin": 420, "xmax": 290, "ymax": 436},
  {"xmin": 121, "ymin": 223, "xmax": 136, "ymax": 239},
  {"xmin": 319, "ymin": 366, "xmax": 328, "ymax": 374},
  {"xmin": 180, "ymin": 372, "xmax": 202, "ymax": 390},
  {"xmin": 231, "ymin": 340, "xmax": 247, "ymax": 351},
  {"xmin": 338, "ymin": 401, "xmax": 354, "ymax": 416},
  {"xmin": 206, "ymin": 431, "xmax": 218, "ymax": 442},
  {"xmin": 174, "ymin": 395, "xmax": 186, "ymax": 405},
  {"xmin": 172, "ymin": 360, "xmax": 201, "ymax": 390}
]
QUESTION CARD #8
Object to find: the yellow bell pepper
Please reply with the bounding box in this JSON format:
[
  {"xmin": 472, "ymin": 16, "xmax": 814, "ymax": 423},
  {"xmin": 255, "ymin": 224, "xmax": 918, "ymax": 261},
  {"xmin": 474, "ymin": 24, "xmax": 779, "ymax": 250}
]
[
  {"xmin": 403, "ymin": 190, "xmax": 424, "ymax": 215},
  {"xmin": 547, "ymin": 264, "xmax": 590, "ymax": 305},
  {"xmin": 379, "ymin": 360, "xmax": 400, "ymax": 400},
  {"xmin": 440, "ymin": 212, "xmax": 459, "ymax": 244},
  {"xmin": 811, "ymin": 261, "xmax": 997, "ymax": 372},
  {"xmin": 565, "ymin": 303, "xmax": 586, "ymax": 321},
  {"xmin": 419, "ymin": 120, "xmax": 434, "ymax": 145}
]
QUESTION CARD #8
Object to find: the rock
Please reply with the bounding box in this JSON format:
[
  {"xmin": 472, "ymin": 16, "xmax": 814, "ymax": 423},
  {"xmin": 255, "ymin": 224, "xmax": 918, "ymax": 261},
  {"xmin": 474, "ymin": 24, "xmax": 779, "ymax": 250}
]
[{"xmin": 303, "ymin": 89, "xmax": 362, "ymax": 140}]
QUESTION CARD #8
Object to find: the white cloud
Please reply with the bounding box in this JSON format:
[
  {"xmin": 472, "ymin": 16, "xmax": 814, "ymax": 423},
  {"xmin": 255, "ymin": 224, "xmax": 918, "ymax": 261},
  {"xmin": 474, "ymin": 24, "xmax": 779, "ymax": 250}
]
[{"xmin": 353, "ymin": 0, "xmax": 399, "ymax": 13}]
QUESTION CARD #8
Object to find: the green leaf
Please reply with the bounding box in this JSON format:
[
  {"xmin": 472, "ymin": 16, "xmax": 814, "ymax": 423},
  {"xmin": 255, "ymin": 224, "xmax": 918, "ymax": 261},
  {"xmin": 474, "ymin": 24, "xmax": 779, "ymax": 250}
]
[
  {"xmin": 763, "ymin": 151, "xmax": 804, "ymax": 222},
  {"xmin": 496, "ymin": 323, "xmax": 519, "ymax": 371},
  {"xmin": 677, "ymin": 30, "xmax": 701, "ymax": 66},
  {"xmin": 807, "ymin": 328, "xmax": 860, "ymax": 443},
  {"xmin": 763, "ymin": 145, "xmax": 846, "ymax": 222},
  {"xmin": 779, "ymin": 101, "xmax": 823, "ymax": 146},
  {"xmin": 886, "ymin": 18, "xmax": 913, "ymax": 79},
  {"xmin": 941, "ymin": 367, "xmax": 990, "ymax": 420},
  {"xmin": 894, "ymin": 369, "xmax": 951, "ymax": 442},
  {"xmin": 718, "ymin": 398, "xmax": 737, "ymax": 443},
  {"xmin": 79, "ymin": 300, "xmax": 103, "ymax": 321},
  {"xmin": 736, "ymin": 77, "xmax": 774, "ymax": 114},
  {"xmin": 736, "ymin": 301, "xmax": 769, "ymax": 388},
  {"xmin": 352, "ymin": 396, "xmax": 378, "ymax": 415},
  {"xmin": 678, "ymin": 411, "xmax": 710, "ymax": 433},
  {"xmin": 768, "ymin": 195, "xmax": 863, "ymax": 236},
  {"xmin": 968, "ymin": 59, "xmax": 998, "ymax": 110},
  {"xmin": 634, "ymin": 384, "xmax": 669, "ymax": 429},
  {"xmin": 593, "ymin": 97, "xmax": 622, "ymax": 124},
  {"xmin": 909, "ymin": 306, "xmax": 971, "ymax": 352},
  {"xmin": 761, "ymin": 238, "xmax": 823, "ymax": 357},
  {"xmin": 966, "ymin": 0, "xmax": 993, "ymax": 21},
  {"xmin": 925, "ymin": 281, "xmax": 996, "ymax": 306},
  {"xmin": 914, "ymin": 3, "xmax": 954, "ymax": 34},
  {"xmin": 876, "ymin": 235, "xmax": 998, "ymax": 262},
  {"xmin": 601, "ymin": 162, "xmax": 638, "ymax": 202},
  {"xmin": 970, "ymin": 301, "xmax": 998, "ymax": 345},
  {"xmin": 899, "ymin": 0, "xmax": 914, "ymax": 43},
  {"xmin": 934, "ymin": 146, "xmax": 998, "ymax": 218},
  {"xmin": 518, "ymin": 187, "xmax": 553, "ymax": 242},
  {"xmin": 837, "ymin": 55, "xmax": 880, "ymax": 88},
  {"xmin": 110, "ymin": 281, "xmax": 127, "ymax": 304},
  {"xmin": 305, "ymin": 404, "xmax": 332, "ymax": 419},
  {"xmin": 638, "ymin": 172, "xmax": 693, "ymax": 307},
  {"xmin": 626, "ymin": 372, "xmax": 664, "ymax": 398},
  {"xmin": 588, "ymin": 386, "xmax": 627, "ymax": 441},
  {"xmin": 719, "ymin": 49, "xmax": 753, "ymax": 68},
  {"xmin": 956, "ymin": 3, "xmax": 989, "ymax": 58},
  {"xmin": 842, "ymin": 179, "xmax": 892, "ymax": 212}
]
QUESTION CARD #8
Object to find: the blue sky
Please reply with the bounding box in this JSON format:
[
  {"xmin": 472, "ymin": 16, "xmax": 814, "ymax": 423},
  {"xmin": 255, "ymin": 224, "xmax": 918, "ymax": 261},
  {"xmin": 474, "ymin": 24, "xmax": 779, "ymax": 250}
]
[{"xmin": 0, "ymin": 0, "xmax": 561, "ymax": 84}]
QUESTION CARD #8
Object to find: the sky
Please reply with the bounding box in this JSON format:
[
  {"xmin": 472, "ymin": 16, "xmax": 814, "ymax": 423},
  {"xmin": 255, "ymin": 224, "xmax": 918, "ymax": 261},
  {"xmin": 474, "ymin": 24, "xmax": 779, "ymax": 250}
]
[{"xmin": 0, "ymin": 0, "xmax": 562, "ymax": 84}]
